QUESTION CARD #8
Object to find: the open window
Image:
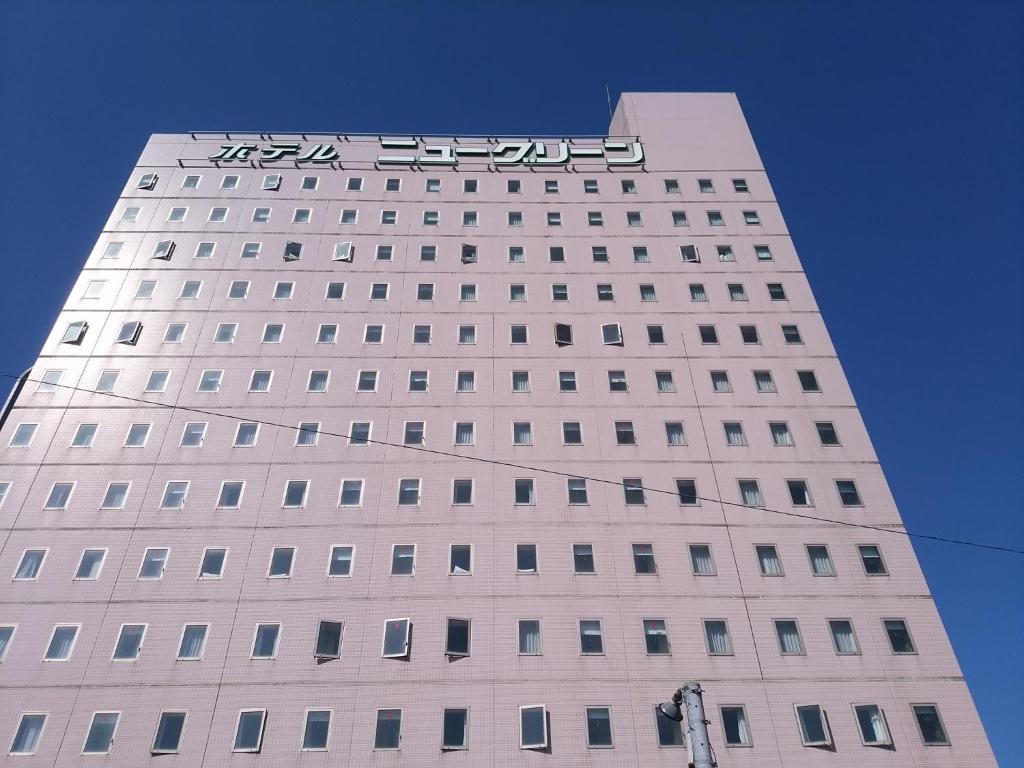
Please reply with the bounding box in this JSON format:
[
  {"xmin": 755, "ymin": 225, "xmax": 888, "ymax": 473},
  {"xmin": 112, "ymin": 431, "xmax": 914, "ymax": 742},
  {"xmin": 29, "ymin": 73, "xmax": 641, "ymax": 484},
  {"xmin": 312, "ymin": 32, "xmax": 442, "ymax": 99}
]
[
  {"xmin": 382, "ymin": 618, "xmax": 411, "ymax": 658},
  {"xmin": 283, "ymin": 241, "xmax": 302, "ymax": 262},
  {"xmin": 61, "ymin": 321, "xmax": 88, "ymax": 345},
  {"xmin": 314, "ymin": 620, "xmax": 343, "ymax": 661},
  {"xmin": 679, "ymin": 244, "xmax": 700, "ymax": 263},
  {"xmin": 554, "ymin": 323, "xmax": 573, "ymax": 347},
  {"xmin": 262, "ymin": 174, "xmax": 281, "ymax": 191},
  {"xmin": 137, "ymin": 173, "xmax": 158, "ymax": 190},
  {"xmin": 116, "ymin": 321, "xmax": 142, "ymax": 345},
  {"xmin": 333, "ymin": 241, "xmax": 353, "ymax": 262},
  {"xmin": 854, "ymin": 704, "xmax": 892, "ymax": 746},
  {"xmin": 795, "ymin": 705, "xmax": 833, "ymax": 747},
  {"xmin": 601, "ymin": 323, "xmax": 623, "ymax": 346},
  {"xmin": 445, "ymin": 618, "xmax": 470, "ymax": 658},
  {"xmin": 153, "ymin": 239, "xmax": 175, "ymax": 260},
  {"xmin": 461, "ymin": 244, "xmax": 477, "ymax": 264},
  {"xmin": 519, "ymin": 705, "xmax": 548, "ymax": 749}
]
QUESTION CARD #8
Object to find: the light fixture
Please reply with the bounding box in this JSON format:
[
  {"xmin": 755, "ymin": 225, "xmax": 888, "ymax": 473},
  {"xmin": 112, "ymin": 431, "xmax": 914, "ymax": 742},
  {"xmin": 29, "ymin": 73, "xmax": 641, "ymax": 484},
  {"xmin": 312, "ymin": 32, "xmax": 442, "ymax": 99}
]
[{"xmin": 658, "ymin": 689, "xmax": 684, "ymax": 722}]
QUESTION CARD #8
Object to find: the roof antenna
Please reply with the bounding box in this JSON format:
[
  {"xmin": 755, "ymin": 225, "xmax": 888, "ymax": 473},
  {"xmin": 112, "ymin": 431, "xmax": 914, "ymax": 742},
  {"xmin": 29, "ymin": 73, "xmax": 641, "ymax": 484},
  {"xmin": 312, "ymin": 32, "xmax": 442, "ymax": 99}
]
[{"xmin": 605, "ymin": 84, "xmax": 613, "ymax": 120}]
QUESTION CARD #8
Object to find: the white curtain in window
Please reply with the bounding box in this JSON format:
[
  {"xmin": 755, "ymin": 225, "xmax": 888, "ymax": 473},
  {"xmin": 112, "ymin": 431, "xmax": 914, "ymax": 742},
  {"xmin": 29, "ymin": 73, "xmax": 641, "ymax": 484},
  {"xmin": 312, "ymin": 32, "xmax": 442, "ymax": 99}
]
[
  {"xmin": 455, "ymin": 424, "xmax": 473, "ymax": 444},
  {"xmin": 741, "ymin": 483, "xmax": 763, "ymax": 506},
  {"xmin": 50, "ymin": 629, "xmax": 75, "ymax": 658},
  {"xmin": 706, "ymin": 622, "xmax": 731, "ymax": 654},
  {"xmin": 758, "ymin": 548, "xmax": 782, "ymax": 575},
  {"xmin": 734, "ymin": 710, "xmax": 750, "ymax": 742},
  {"xmin": 810, "ymin": 548, "xmax": 835, "ymax": 576},
  {"xmin": 777, "ymin": 622, "xmax": 802, "ymax": 654},
  {"xmin": 691, "ymin": 547, "xmax": 714, "ymax": 575},
  {"xmin": 713, "ymin": 376, "xmax": 730, "ymax": 393},
  {"xmin": 512, "ymin": 375, "xmax": 529, "ymax": 392},
  {"xmin": 180, "ymin": 628, "xmax": 205, "ymax": 658},
  {"xmin": 520, "ymin": 623, "xmax": 540, "ymax": 654},
  {"xmin": 514, "ymin": 424, "xmax": 531, "ymax": 444},
  {"xmin": 832, "ymin": 623, "xmax": 857, "ymax": 653}
]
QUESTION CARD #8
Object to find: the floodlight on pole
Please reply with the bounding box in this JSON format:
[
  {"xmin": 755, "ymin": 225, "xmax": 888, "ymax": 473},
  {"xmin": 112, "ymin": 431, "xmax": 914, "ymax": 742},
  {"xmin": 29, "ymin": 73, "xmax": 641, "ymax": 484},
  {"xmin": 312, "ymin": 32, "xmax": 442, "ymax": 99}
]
[{"xmin": 657, "ymin": 681, "xmax": 715, "ymax": 768}]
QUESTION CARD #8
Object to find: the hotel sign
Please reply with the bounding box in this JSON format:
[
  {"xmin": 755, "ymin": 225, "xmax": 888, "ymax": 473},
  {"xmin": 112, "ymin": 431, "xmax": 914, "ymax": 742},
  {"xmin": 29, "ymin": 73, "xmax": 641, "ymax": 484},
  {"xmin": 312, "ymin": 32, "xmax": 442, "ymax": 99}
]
[{"xmin": 208, "ymin": 138, "xmax": 644, "ymax": 166}]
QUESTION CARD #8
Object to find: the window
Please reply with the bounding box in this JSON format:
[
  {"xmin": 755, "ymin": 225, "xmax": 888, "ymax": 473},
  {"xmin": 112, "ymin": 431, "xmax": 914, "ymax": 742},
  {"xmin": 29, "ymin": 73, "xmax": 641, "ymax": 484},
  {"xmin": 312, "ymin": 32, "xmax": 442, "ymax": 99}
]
[
  {"xmin": 10, "ymin": 713, "xmax": 46, "ymax": 755},
  {"xmin": 452, "ymin": 479, "xmax": 474, "ymax": 505},
  {"xmin": 134, "ymin": 280, "xmax": 157, "ymax": 300},
  {"xmin": 293, "ymin": 207, "xmax": 311, "ymax": 224},
  {"xmin": 398, "ymin": 479, "xmax": 420, "ymax": 505},
  {"xmin": 416, "ymin": 283, "xmax": 435, "ymax": 301},
  {"xmin": 705, "ymin": 619, "xmax": 734, "ymax": 655},
  {"xmin": 508, "ymin": 245, "xmax": 524, "ymax": 262},
  {"xmin": 14, "ymin": 549, "xmax": 46, "ymax": 580},
  {"xmin": 182, "ymin": 174, "xmax": 201, "ymax": 190},
  {"xmin": 423, "ymin": 210, "xmax": 439, "ymax": 225},
  {"xmin": 454, "ymin": 422, "xmax": 475, "ymax": 446},
  {"xmin": 83, "ymin": 712, "xmax": 119, "ymax": 754},
  {"xmin": 707, "ymin": 210, "xmax": 725, "ymax": 226},
  {"xmin": 346, "ymin": 176, "xmax": 363, "ymax": 191},
  {"xmin": 584, "ymin": 707, "xmax": 613, "ymax": 748},
  {"xmin": 620, "ymin": 478, "xmax": 645, "ymax": 505},
  {"xmin": 711, "ymin": 371, "xmax": 731, "ymax": 393},
  {"xmin": 124, "ymin": 422, "xmax": 151, "ymax": 447},
  {"xmin": 829, "ymin": 619, "xmax": 860, "ymax": 654},
  {"xmin": 461, "ymin": 211, "xmax": 478, "ymax": 227},
  {"xmin": 632, "ymin": 246, "xmax": 649, "ymax": 263},
  {"xmin": 144, "ymin": 369, "xmax": 170, "ymax": 392},
  {"xmin": 258, "ymin": 173, "xmax": 279, "ymax": 192},
  {"xmin": 0, "ymin": 625, "xmax": 15, "ymax": 662},
  {"xmin": 728, "ymin": 283, "xmax": 748, "ymax": 302},
  {"xmin": 208, "ymin": 206, "xmax": 229, "ymax": 223},
  {"xmin": 402, "ymin": 421, "xmax": 424, "ymax": 446},
  {"xmin": 166, "ymin": 206, "xmax": 186, "ymax": 223},
  {"xmin": 315, "ymin": 621, "xmax": 344, "ymax": 660},
  {"xmin": 516, "ymin": 544, "xmax": 538, "ymax": 574},
  {"xmin": 913, "ymin": 704, "xmax": 950, "ymax": 745},
  {"xmin": 509, "ymin": 283, "xmax": 526, "ymax": 302},
  {"xmin": 511, "ymin": 324, "xmax": 529, "ymax": 344},
  {"xmin": 178, "ymin": 624, "xmax": 208, "ymax": 659},
  {"xmin": 450, "ymin": 545, "xmax": 472, "ymax": 575},
  {"xmin": 509, "ymin": 211, "xmax": 524, "ymax": 226},
  {"xmin": 782, "ymin": 324, "xmax": 803, "ymax": 344},
  {"xmin": 755, "ymin": 244, "xmax": 773, "ymax": 261},
  {"xmin": 754, "ymin": 371, "xmax": 776, "ymax": 393},
  {"xmin": 233, "ymin": 710, "xmax": 266, "ymax": 753},
  {"xmin": 382, "ymin": 618, "xmax": 411, "ymax": 658},
  {"xmin": 248, "ymin": 370, "xmax": 272, "ymax": 392},
  {"xmin": 836, "ymin": 480, "xmax": 863, "ymax": 506},
  {"xmin": 786, "ymin": 480, "xmax": 812, "ymax": 507},
  {"xmin": 884, "ymin": 619, "xmax": 916, "ymax": 653},
  {"xmin": 412, "ymin": 325, "xmax": 431, "ymax": 344},
  {"xmin": 268, "ymin": 547, "xmax": 294, "ymax": 578},
  {"xmin": 854, "ymin": 704, "xmax": 891, "ymax": 746},
  {"xmin": 445, "ymin": 618, "xmax": 471, "ymax": 657},
  {"xmin": 116, "ymin": 320, "xmax": 142, "ymax": 345},
  {"xmin": 858, "ymin": 544, "xmax": 888, "ymax": 575},
  {"xmin": 234, "ymin": 422, "xmax": 259, "ymax": 447},
  {"xmin": 251, "ymin": 623, "xmax": 280, "ymax": 659},
  {"xmin": 370, "ymin": 283, "xmax": 389, "ymax": 300},
  {"xmin": 549, "ymin": 245, "xmax": 565, "ymax": 262},
  {"xmin": 592, "ymin": 245, "xmax": 608, "ymax": 262},
  {"xmin": 44, "ymin": 483, "xmax": 73, "ymax": 510},
  {"xmin": 519, "ymin": 705, "xmax": 548, "ymax": 749},
  {"xmin": 199, "ymin": 549, "xmax": 226, "ymax": 579},
  {"xmin": 572, "ymin": 543, "xmax": 595, "ymax": 573},
  {"xmin": 152, "ymin": 712, "xmax": 186, "ymax": 754},
  {"xmin": 626, "ymin": 211, "xmax": 642, "ymax": 227},
  {"xmin": 690, "ymin": 544, "xmax": 716, "ymax": 576},
  {"xmin": 44, "ymin": 625, "xmax": 78, "ymax": 660},
  {"xmin": 112, "ymin": 623, "xmax": 146, "ymax": 660},
  {"xmin": 442, "ymin": 708, "xmax": 468, "ymax": 750},
  {"xmin": 100, "ymin": 482, "xmax": 130, "ymax": 510},
  {"xmin": 375, "ymin": 709, "xmax": 402, "ymax": 749},
  {"xmin": 640, "ymin": 284, "xmax": 658, "ymax": 302},
  {"xmin": 375, "ymin": 244, "xmax": 393, "ymax": 261},
  {"xmin": 602, "ymin": 323, "xmax": 623, "ymax": 345},
  {"xmin": 307, "ymin": 370, "xmax": 329, "ymax": 392},
  {"xmin": 770, "ymin": 422, "xmax": 795, "ymax": 447},
  {"xmin": 743, "ymin": 210, "xmax": 761, "ymax": 225},
  {"xmin": 775, "ymin": 620, "xmax": 804, "ymax": 654},
  {"xmin": 672, "ymin": 210, "xmax": 688, "ymax": 227},
  {"xmin": 72, "ymin": 423, "xmax": 98, "ymax": 448},
  {"xmin": 513, "ymin": 422, "xmax": 532, "ymax": 446},
  {"xmin": 460, "ymin": 283, "xmax": 477, "ymax": 301},
  {"xmin": 409, "ymin": 370, "xmax": 428, "ymax": 392},
  {"xmin": 514, "ymin": 479, "xmax": 535, "ymax": 505},
  {"xmin": 348, "ymin": 422, "xmax": 370, "ymax": 445},
  {"xmin": 139, "ymin": 548, "xmax": 168, "ymax": 579},
  {"xmin": 273, "ymin": 280, "xmax": 295, "ymax": 299},
  {"xmin": 380, "ymin": 210, "xmax": 397, "ymax": 226},
  {"xmin": 181, "ymin": 421, "xmax": 209, "ymax": 447},
  {"xmin": 756, "ymin": 545, "xmax": 783, "ymax": 576},
  {"xmin": 543, "ymin": 179, "xmax": 559, "ymax": 194},
  {"xmin": 699, "ymin": 325, "xmax": 718, "ymax": 344},
  {"xmin": 75, "ymin": 549, "xmax": 106, "ymax": 580},
  {"xmin": 301, "ymin": 711, "xmax": 331, "ymax": 751},
  {"xmin": 575, "ymin": 619, "xmax": 605, "ymax": 656},
  {"xmin": 643, "ymin": 619, "xmax": 669, "ymax": 654},
  {"xmin": 724, "ymin": 422, "xmax": 746, "ymax": 446},
  {"xmin": 767, "ymin": 282, "xmax": 787, "ymax": 301},
  {"xmin": 815, "ymin": 421, "xmax": 840, "ymax": 446},
  {"xmin": 425, "ymin": 178, "xmax": 440, "ymax": 192},
  {"xmin": 669, "ymin": 479, "xmax": 696, "ymax": 507},
  {"xmin": 568, "ymin": 478, "xmax": 588, "ymax": 504},
  {"xmin": 583, "ymin": 178, "xmax": 599, "ymax": 193},
  {"xmin": 357, "ymin": 370, "xmax": 378, "ymax": 391},
  {"xmin": 562, "ymin": 421, "xmax": 582, "ymax": 444},
  {"xmin": 507, "ymin": 178, "xmax": 522, "ymax": 193},
  {"xmin": 615, "ymin": 421, "xmax": 636, "ymax": 445},
  {"xmin": 807, "ymin": 545, "xmax": 836, "ymax": 576},
  {"xmin": 795, "ymin": 705, "xmax": 832, "ymax": 747},
  {"xmin": 60, "ymin": 320, "xmax": 88, "ymax": 345},
  {"xmin": 328, "ymin": 546, "xmax": 353, "ymax": 576},
  {"xmin": 740, "ymin": 324, "xmax": 760, "ymax": 344},
  {"xmin": 559, "ymin": 371, "xmax": 577, "ymax": 392},
  {"xmin": 283, "ymin": 479, "xmax": 308, "ymax": 508},
  {"xmin": 632, "ymin": 543, "xmax": 656, "ymax": 574},
  {"xmin": 518, "ymin": 620, "xmax": 541, "ymax": 654},
  {"xmin": 792, "ymin": 371, "xmax": 821, "ymax": 396},
  {"xmin": 721, "ymin": 706, "xmax": 752, "ymax": 746}
]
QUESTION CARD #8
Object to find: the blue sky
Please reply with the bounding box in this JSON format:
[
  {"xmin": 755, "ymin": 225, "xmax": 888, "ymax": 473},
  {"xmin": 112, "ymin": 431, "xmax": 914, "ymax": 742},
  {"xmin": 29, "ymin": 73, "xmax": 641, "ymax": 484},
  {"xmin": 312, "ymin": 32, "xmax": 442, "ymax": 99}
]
[{"xmin": 1, "ymin": 0, "xmax": 1021, "ymax": 761}]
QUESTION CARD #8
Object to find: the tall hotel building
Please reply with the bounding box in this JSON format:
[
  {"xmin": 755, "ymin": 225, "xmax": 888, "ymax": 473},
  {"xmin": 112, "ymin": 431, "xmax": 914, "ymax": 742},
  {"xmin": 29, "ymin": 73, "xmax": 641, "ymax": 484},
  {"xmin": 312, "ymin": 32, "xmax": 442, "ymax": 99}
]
[{"xmin": 0, "ymin": 93, "xmax": 995, "ymax": 765}]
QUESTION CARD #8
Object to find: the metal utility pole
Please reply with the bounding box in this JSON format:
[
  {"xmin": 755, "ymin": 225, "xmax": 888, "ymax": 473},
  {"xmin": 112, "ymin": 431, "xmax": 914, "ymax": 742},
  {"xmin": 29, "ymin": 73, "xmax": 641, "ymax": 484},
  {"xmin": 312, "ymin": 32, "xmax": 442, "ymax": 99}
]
[
  {"xmin": 682, "ymin": 682, "xmax": 714, "ymax": 768},
  {"xmin": 658, "ymin": 682, "xmax": 715, "ymax": 768}
]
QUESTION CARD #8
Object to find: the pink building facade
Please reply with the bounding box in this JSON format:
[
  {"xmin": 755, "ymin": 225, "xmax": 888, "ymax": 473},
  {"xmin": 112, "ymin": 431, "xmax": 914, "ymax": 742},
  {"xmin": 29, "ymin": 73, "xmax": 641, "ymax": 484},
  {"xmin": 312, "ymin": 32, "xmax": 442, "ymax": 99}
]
[{"xmin": 0, "ymin": 93, "xmax": 995, "ymax": 765}]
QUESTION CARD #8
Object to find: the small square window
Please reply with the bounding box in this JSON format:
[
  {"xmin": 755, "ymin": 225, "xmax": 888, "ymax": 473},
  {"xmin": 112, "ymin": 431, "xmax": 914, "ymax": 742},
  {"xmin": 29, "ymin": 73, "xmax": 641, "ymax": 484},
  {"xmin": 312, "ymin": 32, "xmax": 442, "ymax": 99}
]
[
  {"xmin": 626, "ymin": 211, "xmax": 642, "ymax": 227},
  {"xmin": 417, "ymin": 283, "xmax": 434, "ymax": 301},
  {"xmin": 293, "ymin": 208, "xmax": 311, "ymax": 224},
  {"xmin": 454, "ymin": 422, "xmax": 475, "ymax": 445},
  {"xmin": 795, "ymin": 705, "xmax": 832, "ymax": 747},
  {"xmin": 698, "ymin": 178, "xmax": 714, "ymax": 193},
  {"xmin": 508, "ymin": 245, "xmax": 524, "ymax": 263},
  {"xmin": 380, "ymin": 210, "xmax": 397, "ymax": 225},
  {"xmin": 567, "ymin": 478, "xmax": 588, "ymax": 504},
  {"xmin": 754, "ymin": 371, "xmax": 776, "ymax": 393},
  {"xmin": 690, "ymin": 544, "xmax": 716, "ymax": 575},
  {"xmin": 462, "ymin": 211, "xmax": 478, "ymax": 226},
  {"xmin": 798, "ymin": 370, "xmax": 821, "ymax": 392},
  {"xmin": 340, "ymin": 209, "xmax": 357, "ymax": 224},
  {"xmin": 370, "ymin": 283, "xmax": 389, "ymax": 300},
  {"xmin": 858, "ymin": 544, "xmax": 888, "ymax": 575},
  {"xmin": 551, "ymin": 283, "xmax": 569, "ymax": 301},
  {"xmin": 587, "ymin": 211, "xmax": 603, "ymax": 226},
  {"xmin": 583, "ymin": 179, "xmax": 599, "ymax": 193},
  {"xmin": 623, "ymin": 478, "xmax": 646, "ymax": 505},
  {"xmin": 235, "ymin": 422, "xmax": 260, "ymax": 446},
  {"xmin": 460, "ymin": 283, "xmax": 477, "ymax": 301},
  {"xmin": 511, "ymin": 325, "xmax": 529, "ymax": 344},
  {"xmin": 672, "ymin": 210, "xmax": 688, "ymax": 226},
  {"xmin": 397, "ymin": 478, "xmax": 420, "ymax": 506},
  {"xmin": 463, "ymin": 178, "xmax": 478, "ymax": 193},
  {"xmin": 412, "ymin": 325, "xmax": 432, "ymax": 344},
  {"xmin": 755, "ymin": 244, "xmax": 773, "ymax": 261},
  {"xmin": 301, "ymin": 175, "xmax": 319, "ymax": 190},
  {"xmin": 601, "ymin": 323, "xmax": 623, "ymax": 346},
  {"xmin": 807, "ymin": 545, "xmax": 836, "ymax": 576},
  {"xmin": 913, "ymin": 704, "xmax": 949, "ymax": 745},
  {"xmin": 559, "ymin": 371, "xmax": 577, "ymax": 392},
  {"xmin": 646, "ymin": 324, "xmax": 665, "ymax": 344},
  {"xmin": 262, "ymin": 174, "xmax": 281, "ymax": 191},
  {"xmin": 608, "ymin": 370, "xmax": 628, "ymax": 392},
  {"xmin": 782, "ymin": 324, "xmax": 803, "ymax": 344},
  {"xmin": 268, "ymin": 547, "xmax": 294, "ymax": 578},
  {"xmin": 182, "ymin": 175, "xmax": 200, "ymax": 189},
  {"xmin": 665, "ymin": 421, "xmax": 686, "ymax": 445},
  {"xmin": 326, "ymin": 281, "xmax": 345, "ymax": 299},
  {"xmin": 328, "ymin": 547, "xmax": 353, "ymax": 576},
  {"xmin": 208, "ymin": 207, "xmax": 228, "ymax": 223},
  {"xmin": 743, "ymin": 210, "xmax": 761, "ymax": 225},
  {"xmin": 449, "ymin": 545, "xmax": 472, "ymax": 575},
  {"xmin": 836, "ymin": 480, "xmax": 863, "ymax": 506},
  {"xmin": 423, "ymin": 210, "xmax": 439, "ymax": 225},
  {"xmin": 375, "ymin": 244, "xmax": 392, "ymax": 261},
  {"xmin": 707, "ymin": 210, "xmax": 725, "ymax": 226},
  {"xmin": 740, "ymin": 325, "xmax": 760, "ymax": 344},
  {"xmin": 679, "ymin": 244, "xmax": 700, "ymax": 263},
  {"xmin": 705, "ymin": 619, "xmax": 734, "ymax": 655},
  {"xmin": 592, "ymin": 245, "xmax": 608, "ymax": 262},
  {"xmin": 283, "ymin": 241, "xmax": 302, "ymax": 262},
  {"xmin": 507, "ymin": 178, "xmax": 522, "ymax": 193},
  {"xmin": 549, "ymin": 246, "xmax": 565, "ymax": 262},
  {"xmin": 426, "ymin": 178, "xmax": 441, "ymax": 192},
  {"xmin": 346, "ymin": 177, "xmax": 363, "ymax": 191}
]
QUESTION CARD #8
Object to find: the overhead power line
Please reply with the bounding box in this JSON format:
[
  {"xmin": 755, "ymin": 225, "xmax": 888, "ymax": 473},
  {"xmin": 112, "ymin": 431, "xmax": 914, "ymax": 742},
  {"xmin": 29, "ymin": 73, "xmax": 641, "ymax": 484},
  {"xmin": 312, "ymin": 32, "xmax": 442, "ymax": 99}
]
[{"xmin": 2, "ymin": 372, "xmax": 1021, "ymax": 556}]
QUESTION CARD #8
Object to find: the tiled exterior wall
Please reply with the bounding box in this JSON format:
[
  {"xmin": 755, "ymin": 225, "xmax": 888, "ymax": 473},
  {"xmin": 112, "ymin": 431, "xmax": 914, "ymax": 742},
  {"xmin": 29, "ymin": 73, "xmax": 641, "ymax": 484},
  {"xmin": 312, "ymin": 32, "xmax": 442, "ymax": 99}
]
[{"xmin": 0, "ymin": 93, "xmax": 995, "ymax": 765}]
